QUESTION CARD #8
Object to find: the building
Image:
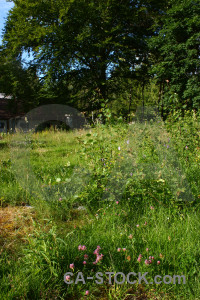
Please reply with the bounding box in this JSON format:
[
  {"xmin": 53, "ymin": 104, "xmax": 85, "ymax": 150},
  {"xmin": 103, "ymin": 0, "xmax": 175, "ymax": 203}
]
[{"xmin": 0, "ymin": 93, "xmax": 24, "ymax": 133}]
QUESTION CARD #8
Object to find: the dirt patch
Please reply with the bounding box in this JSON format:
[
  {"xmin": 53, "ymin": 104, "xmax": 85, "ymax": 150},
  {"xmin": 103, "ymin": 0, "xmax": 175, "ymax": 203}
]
[{"xmin": 0, "ymin": 206, "xmax": 35, "ymax": 253}]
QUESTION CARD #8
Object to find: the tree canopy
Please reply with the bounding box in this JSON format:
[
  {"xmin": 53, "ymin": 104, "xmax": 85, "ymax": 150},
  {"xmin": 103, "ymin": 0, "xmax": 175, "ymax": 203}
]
[{"xmin": 1, "ymin": 0, "xmax": 199, "ymax": 119}]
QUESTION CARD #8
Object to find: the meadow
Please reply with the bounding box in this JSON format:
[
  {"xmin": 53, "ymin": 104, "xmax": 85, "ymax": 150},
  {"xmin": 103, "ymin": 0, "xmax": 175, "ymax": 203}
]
[{"xmin": 0, "ymin": 110, "xmax": 200, "ymax": 299}]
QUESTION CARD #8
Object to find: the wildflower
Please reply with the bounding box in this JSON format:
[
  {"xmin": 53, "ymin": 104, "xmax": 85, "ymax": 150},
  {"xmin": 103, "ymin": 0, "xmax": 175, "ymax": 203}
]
[
  {"xmin": 146, "ymin": 248, "xmax": 149, "ymax": 252},
  {"xmin": 152, "ymin": 256, "xmax": 154, "ymax": 260},
  {"xmin": 136, "ymin": 224, "xmax": 139, "ymax": 228},
  {"xmin": 150, "ymin": 206, "xmax": 154, "ymax": 210},
  {"xmin": 97, "ymin": 245, "xmax": 101, "ymax": 249},
  {"xmin": 128, "ymin": 234, "xmax": 133, "ymax": 239},
  {"xmin": 65, "ymin": 275, "xmax": 71, "ymax": 281},
  {"xmin": 69, "ymin": 263, "xmax": 74, "ymax": 270},
  {"xmin": 59, "ymin": 197, "xmax": 62, "ymax": 201},
  {"xmin": 95, "ymin": 254, "xmax": 103, "ymax": 263},
  {"xmin": 93, "ymin": 249, "xmax": 99, "ymax": 255},
  {"xmin": 78, "ymin": 245, "xmax": 87, "ymax": 251},
  {"xmin": 83, "ymin": 261, "xmax": 87, "ymax": 265},
  {"xmin": 144, "ymin": 221, "xmax": 147, "ymax": 225},
  {"xmin": 118, "ymin": 146, "xmax": 121, "ymax": 151},
  {"xmin": 127, "ymin": 140, "xmax": 130, "ymax": 144},
  {"xmin": 116, "ymin": 201, "xmax": 119, "ymax": 204},
  {"xmin": 159, "ymin": 253, "xmax": 163, "ymax": 258},
  {"xmin": 85, "ymin": 290, "xmax": 89, "ymax": 296},
  {"xmin": 117, "ymin": 248, "xmax": 121, "ymax": 252},
  {"xmin": 127, "ymin": 255, "xmax": 131, "ymax": 261},
  {"xmin": 185, "ymin": 146, "xmax": 188, "ymax": 149},
  {"xmin": 157, "ymin": 261, "xmax": 161, "ymax": 265},
  {"xmin": 149, "ymin": 256, "xmax": 152, "ymax": 259},
  {"xmin": 130, "ymin": 172, "xmax": 133, "ymax": 176},
  {"xmin": 145, "ymin": 259, "xmax": 149, "ymax": 265},
  {"xmin": 137, "ymin": 257, "xmax": 141, "ymax": 262},
  {"xmin": 167, "ymin": 145, "xmax": 169, "ymax": 149},
  {"xmin": 84, "ymin": 254, "xmax": 89, "ymax": 260},
  {"xmin": 122, "ymin": 248, "xmax": 126, "ymax": 252}
]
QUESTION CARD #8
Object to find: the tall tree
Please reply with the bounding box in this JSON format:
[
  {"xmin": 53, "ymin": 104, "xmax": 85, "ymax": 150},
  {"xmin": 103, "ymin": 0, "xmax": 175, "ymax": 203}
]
[
  {"xmin": 150, "ymin": 0, "xmax": 200, "ymax": 115},
  {"xmin": 0, "ymin": 48, "xmax": 41, "ymax": 112},
  {"xmin": 2, "ymin": 0, "xmax": 167, "ymax": 115}
]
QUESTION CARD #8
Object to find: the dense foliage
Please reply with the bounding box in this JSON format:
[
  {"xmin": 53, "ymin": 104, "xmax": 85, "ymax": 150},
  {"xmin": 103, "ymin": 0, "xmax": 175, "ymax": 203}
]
[{"xmin": 0, "ymin": 0, "xmax": 199, "ymax": 118}]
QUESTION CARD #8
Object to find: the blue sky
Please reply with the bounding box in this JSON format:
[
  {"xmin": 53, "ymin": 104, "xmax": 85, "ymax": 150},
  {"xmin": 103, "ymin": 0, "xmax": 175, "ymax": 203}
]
[{"xmin": 0, "ymin": 0, "xmax": 14, "ymax": 43}]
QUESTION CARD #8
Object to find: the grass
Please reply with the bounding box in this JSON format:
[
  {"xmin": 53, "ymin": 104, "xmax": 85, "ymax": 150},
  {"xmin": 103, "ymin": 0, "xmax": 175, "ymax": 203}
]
[{"xmin": 0, "ymin": 111, "xmax": 200, "ymax": 299}]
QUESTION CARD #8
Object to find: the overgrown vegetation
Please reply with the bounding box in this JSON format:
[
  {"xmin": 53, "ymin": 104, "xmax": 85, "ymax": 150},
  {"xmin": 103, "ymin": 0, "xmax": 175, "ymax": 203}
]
[{"xmin": 0, "ymin": 110, "xmax": 200, "ymax": 299}]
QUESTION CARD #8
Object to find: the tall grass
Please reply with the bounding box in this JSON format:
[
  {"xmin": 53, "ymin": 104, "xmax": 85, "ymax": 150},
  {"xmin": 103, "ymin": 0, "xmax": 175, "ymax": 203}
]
[{"xmin": 0, "ymin": 111, "xmax": 199, "ymax": 299}]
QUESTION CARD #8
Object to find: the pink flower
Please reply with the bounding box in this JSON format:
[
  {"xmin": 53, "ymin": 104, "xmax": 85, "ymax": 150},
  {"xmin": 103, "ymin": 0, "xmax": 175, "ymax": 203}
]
[
  {"xmin": 128, "ymin": 234, "xmax": 133, "ymax": 239},
  {"xmin": 69, "ymin": 263, "xmax": 74, "ymax": 270},
  {"xmin": 117, "ymin": 248, "xmax": 121, "ymax": 252},
  {"xmin": 93, "ymin": 249, "xmax": 99, "ymax": 255},
  {"xmin": 145, "ymin": 259, "xmax": 149, "ymax": 265},
  {"xmin": 65, "ymin": 275, "xmax": 70, "ymax": 281},
  {"xmin": 78, "ymin": 245, "xmax": 87, "ymax": 251},
  {"xmin": 85, "ymin": 290, "xmax": 89, "ymax": 296},
  {"xmin": 150, "ymin": 206, "xmax": 154, "ymax": 210},
  {"xmin": 157, "ymin": 261, "xmax": 161, "ymax": 265},
  {"xmin": 83, "ymin": 261, "xmax": 87, "ymax": 265},
  {"xmin": 122, "ymin": 248, "xmax": 126, "ymax": 252},
  {"xmin": 97, "ymin": 245, "xmax": 101, "ymax": 250},
  {"xmin": 84, "ymin": 254, "xmax": 89, "ymax": 260},
  {"xmin": 152, "ymin": 256, "xmax": 154, "ymax": 260},
  {"xmin": 136, "ymin": 224, "xmax": 139, "ymax": 228},
  {"xmin": 146, "ymin": 248, "xmax": 149, "ymax": 252},
  {"xmin": 149, "ymin": 256, "xmax": 152, "ymax": 259},
  {"xmin": 144, "ymin": 221, "xmax": 147, "ymax": 225},
  {"xmin": 59, "ymin": 197, "xmax": 62, "ymax": 201},
  {"xmin": 95, "ymin": 254, "xmax": 104, "ymax": 263},
  {"xmin": 116, "ymin": 201, "xmax": 119, "ymax": 204},
  {"xmin": 137, "ymin": 257, "xmax": 141, "ymax": 262}
]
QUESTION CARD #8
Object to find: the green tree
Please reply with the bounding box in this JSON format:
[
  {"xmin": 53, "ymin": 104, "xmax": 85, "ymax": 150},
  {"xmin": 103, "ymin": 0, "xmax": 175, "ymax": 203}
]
[
  {"xmin": 0, "ymin": 48, "xmax": 41, "ymax": 112},
  {"xmin": 150, "ymin": 0, "xmax": 200, "ymax": 115},
  {"xmin": 2, "ymin": 0, "xmax": 167, "ymax": 117}
]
